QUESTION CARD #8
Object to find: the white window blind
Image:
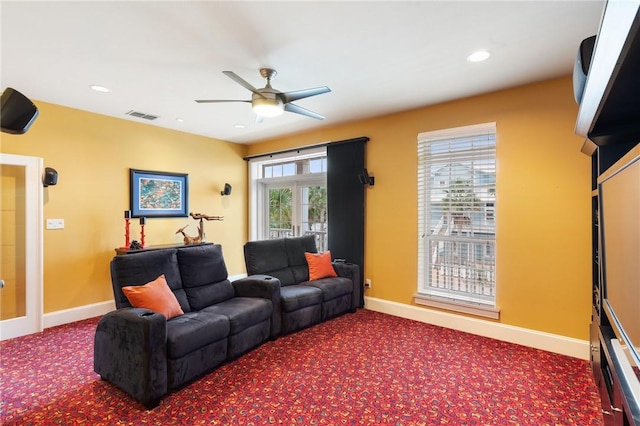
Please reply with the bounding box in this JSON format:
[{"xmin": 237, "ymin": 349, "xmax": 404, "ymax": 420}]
[{"xmin": 417, "ymin": 123, "xmax": 497, "ymax": 309}]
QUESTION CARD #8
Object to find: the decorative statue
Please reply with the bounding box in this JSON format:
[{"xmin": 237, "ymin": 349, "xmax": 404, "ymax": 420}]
[
  {"xmin": 175, "ymin": 225, "xmax": 201, "ymax": 245},
  {"xmin": 175, "ymin": 212, "xmax": 224, "ymax": 245}
]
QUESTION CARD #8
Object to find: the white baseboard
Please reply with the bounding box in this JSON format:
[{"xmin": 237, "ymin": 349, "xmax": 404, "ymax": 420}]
[
  {"xmin": 43, "ymin": 300, "xmax": 116, "ymax": 329},
  {"xmin": 364, "ymin": 296, "xmax": 589, "ymax": 360},
  {"xmin": 43, "ymin": 296, "xmax": 590, "ymax": 360}
]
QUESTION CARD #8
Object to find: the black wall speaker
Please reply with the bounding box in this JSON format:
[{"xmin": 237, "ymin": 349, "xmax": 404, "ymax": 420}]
[
  {"xmin": 573, "ymin": 35, "xmax": 597, "ymax": 104},
  {"xmin": 1, "ymin": 87, "xmax": 39, "ymax": 134},
  {"xmin": 43, "ymin": 167, "xmax": 58, "ymax": 187},
  {"xmin": 221, "ymin": 183, "xmax": 232, "ymax": 196},
  {"xmin": 357, "ymin": 168, "xmax": 375, "ymax": 186}
]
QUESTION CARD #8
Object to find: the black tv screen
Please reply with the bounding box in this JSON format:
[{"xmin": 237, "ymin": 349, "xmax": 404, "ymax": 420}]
[
  {"xmin": 599, "ymin": 144, "xmax": 640, "ymax": 368},
  {"xmin": 1, "ymin": 87, "xmax": 39, "ymax": 134}
]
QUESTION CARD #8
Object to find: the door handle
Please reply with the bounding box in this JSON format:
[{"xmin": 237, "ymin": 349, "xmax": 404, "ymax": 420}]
[{"xmin": 0, "ymin": 279, "xmax": 5, "ymax": 288}]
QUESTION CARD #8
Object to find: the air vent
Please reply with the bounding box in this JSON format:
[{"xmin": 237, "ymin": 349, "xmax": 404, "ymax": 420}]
[{"xmin": 125, "ymin": 110, "xmax": 158, "ymax": 121}]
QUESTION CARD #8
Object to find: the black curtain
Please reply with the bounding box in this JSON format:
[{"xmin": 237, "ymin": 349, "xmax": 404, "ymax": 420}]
[{"xmin": 327, "ymin": 137, "xmax": 368, "ymax": 306}]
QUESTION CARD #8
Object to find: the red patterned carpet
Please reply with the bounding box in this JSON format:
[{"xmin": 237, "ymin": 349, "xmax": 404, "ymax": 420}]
[{"xmin": 1, "ymin": 309, "xmax": 602, "ymax": 425}]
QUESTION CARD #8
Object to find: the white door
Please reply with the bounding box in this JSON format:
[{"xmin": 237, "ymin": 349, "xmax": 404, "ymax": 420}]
[{"xmin": 0, "ymin": 153, "xmax": 43, "ymax": 340}]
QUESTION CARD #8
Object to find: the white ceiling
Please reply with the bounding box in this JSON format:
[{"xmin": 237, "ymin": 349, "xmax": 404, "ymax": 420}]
[{"xmin": 1, "ymin": 1, "xmax": 604, "ymax": 145}]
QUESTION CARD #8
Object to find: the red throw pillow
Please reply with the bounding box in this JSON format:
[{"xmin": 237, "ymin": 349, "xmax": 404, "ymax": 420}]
[
  {"xmin": 305, "ymin": 251, "xmax": 338, "ymax": 281},
  {"xmin": 122, "ymin": 274, "xmax": 184, "ymax": 319}
]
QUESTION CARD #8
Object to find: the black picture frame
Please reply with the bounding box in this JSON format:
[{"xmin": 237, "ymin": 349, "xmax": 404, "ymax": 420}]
[{"xmin": 130, "ymin": 169, "xmax": 188, "ymax": 218}]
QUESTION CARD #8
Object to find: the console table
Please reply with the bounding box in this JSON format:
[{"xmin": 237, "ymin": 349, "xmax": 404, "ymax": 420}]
[{"xmin": 115, "ymin": 242, "xmax": 212, "ymax": 256}]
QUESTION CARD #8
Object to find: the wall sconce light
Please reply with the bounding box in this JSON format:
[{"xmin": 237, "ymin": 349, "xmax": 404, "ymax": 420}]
[
  {"xmin": 43, "ymin": 167, "xmax": 58, "ymax": 187},
  {"xmin": 221, "ymin": 183, "xmax": 232, "ymax": 196},
  {"xmin": 358, "ymin": 168, "xmax": 375, "ymax": 186}
]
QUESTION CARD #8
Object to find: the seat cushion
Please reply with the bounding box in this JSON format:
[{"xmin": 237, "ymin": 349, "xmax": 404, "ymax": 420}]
[
  {"xmin": 177, "ymin": 244, "xmax": 235, "ymax": 310},
  {"xmin": 284, "ymin": 235, "xmax": 317, "ymax": 266},
  {"xmin": 263, "ymin": 268, "xmax": 298, "ymax": 287},
  {"xmin": 280, "ymin": 285, "xmax": 323, "ymax": 312},
  {"xmin": 110, "ymin": 248, "xmax": 191, "ymax": 313},
  {"xmin": 285, "ymin": 236, "xmax": 317, "ymax": 283},
  {"xmin": 203, "ymin": 297, "xmax": 273, "ymax": 335},
  {"xmin": 300, "ymin": 277, "xmax": 353, "ymax": 302},
  {"xmin": 166, "ymin": 310, "xmax": 229, "ymax": 359},
  {"xmin": 244, "ymin": 239, "xmax": 289, "ymax": 275}
]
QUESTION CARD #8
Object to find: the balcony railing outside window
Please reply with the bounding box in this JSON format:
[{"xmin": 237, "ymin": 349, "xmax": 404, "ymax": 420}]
[
  {"xmin": 427, "ymin": 235, "xmax": 495, "ymax": 304},
  {"xmin": 269, "ymin": 228, "xmax": 328, "ymax": 252}
]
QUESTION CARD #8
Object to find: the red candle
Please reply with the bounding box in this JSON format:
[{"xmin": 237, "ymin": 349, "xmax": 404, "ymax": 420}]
[{"xmin": 121, "ymin": 211, "xmax": 131, "ymax": 249}]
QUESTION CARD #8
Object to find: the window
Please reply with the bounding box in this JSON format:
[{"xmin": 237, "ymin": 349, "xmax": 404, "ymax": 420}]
[
  {"xmin": 249, "ymin": 148, "xmax": 328, "ymax": 251},
  {"xmin": 415, "ymin": 123, "xmax": 498, "ymax": 318}
]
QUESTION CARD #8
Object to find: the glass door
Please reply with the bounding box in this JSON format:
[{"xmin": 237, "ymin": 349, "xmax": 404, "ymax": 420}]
[
  {"xmin": 266, "ymin": 180, "xmax": 328, "ymax": 251},
  {"xmin": 0, "ymin": 153, "xmax": 43, "ymax": 340}
]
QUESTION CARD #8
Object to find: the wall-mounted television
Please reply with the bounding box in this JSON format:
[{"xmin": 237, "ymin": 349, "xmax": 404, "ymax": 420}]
[{"xmin": 599, "ymin": 143, "xmax": 640, "ymax": 375}]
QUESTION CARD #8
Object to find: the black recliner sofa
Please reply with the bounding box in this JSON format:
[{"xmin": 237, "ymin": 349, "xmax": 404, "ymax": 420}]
[
  {"xmin": 94, "ymin": 243, "xmax": 277, "ymax": 409},
  {"xmin": 243, "ymin": 235, "xmax": 362, "ymax": 334}
]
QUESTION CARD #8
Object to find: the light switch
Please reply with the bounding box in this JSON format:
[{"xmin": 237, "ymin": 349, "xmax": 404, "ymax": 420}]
[{"xmin": 46, "ymin": 218, "xmax": 64, "ymax": 230}]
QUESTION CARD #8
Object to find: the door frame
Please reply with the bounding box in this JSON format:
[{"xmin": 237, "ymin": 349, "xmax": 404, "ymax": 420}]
[{"xmin": 0, "ymin": 153, "xmax": 43, "ymax": 340}]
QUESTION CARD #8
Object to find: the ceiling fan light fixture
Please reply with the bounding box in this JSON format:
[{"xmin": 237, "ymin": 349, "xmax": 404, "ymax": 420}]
[
  {"xmin": 196, "ymin": 69, "xmax": 329, "ymax": 120},
  {"xmin": 252, "ymin": 97, "xmax": 284, "ymax": 117}
]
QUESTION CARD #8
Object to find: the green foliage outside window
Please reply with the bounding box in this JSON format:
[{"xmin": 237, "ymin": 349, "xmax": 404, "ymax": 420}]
[
  {"xmin": 307, "ymin": 186, "xmax": 327, "ymax": 227},
  {"xmin": 270, "ymin": 188, "xmax": 292, "ymax": 229},
  {"xmin": 441, "ymin": 179, "xmax": 481, "ymax": 218},
  {"xmin": 269, "ymin": 186, "xmax": 327, "ymax": 230}
]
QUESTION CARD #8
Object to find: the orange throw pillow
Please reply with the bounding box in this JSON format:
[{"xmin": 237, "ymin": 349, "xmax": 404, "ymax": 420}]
[
  {"xmin": 305, "ymin": 251, "xmax": 338, "ymax": 281},
  {"xmin": 122, "ymin": 274, "xmax": 184, "ymax": 319}
]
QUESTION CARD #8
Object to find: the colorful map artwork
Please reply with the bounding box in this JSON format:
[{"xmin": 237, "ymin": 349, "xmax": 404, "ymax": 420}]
[{"xmin": 139, "ymin": 178, "xmax": 182, "ymax": 210}]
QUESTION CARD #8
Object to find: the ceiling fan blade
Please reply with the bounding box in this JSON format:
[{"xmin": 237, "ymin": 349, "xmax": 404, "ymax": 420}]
[
  {"xmin": 281, "ymin": 86, "xmax": 331, "ymax": 104},
  {"xmin": 195, "ymin": 99, "xmax": 250, "ymax": 103},
  {"xmin": 223, "ymin": 71, "xmax": 266, "ymax": 98},
  {"xmin": 284, "ymin": 103, "xmax": 325, "ymax": 120}
]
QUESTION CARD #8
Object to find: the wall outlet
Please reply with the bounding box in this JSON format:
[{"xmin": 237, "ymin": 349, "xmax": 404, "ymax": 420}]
[{"xmin": 364, "ymin": 278, "xmax": 372, "ymax": 289}]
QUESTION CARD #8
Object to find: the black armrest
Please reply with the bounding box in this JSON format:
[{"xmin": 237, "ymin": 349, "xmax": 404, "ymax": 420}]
[
  {"xmin": 93, "ymin": 308, "xmax": 167, "ymax": 409},
  {"xmin": 333, "ymin": 262, "xmax": 362, "ymax": 310},
  {"xmin": 233, "ymin": 275, "xmax": 282, "ymax": 338}
]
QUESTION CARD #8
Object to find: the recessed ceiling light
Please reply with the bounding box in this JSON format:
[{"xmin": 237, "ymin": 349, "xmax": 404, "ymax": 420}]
[
  {"xmin": 90, "ymin": 85, "xmax": 111, "ymax": 93},
  {"xmin": 467, "ymin": 50, "xmax": 490, "ymax": 62},
  {"xmin": 176, "ymin": 118, "xmax": 184, "ymax": 123},
  {"xmin": 234, "ymin": 124, "xmax": 246, "ymax": 129}
]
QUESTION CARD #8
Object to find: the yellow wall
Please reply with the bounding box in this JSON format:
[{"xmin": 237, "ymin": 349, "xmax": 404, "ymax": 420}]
[
  {"xmin": 1, "ymin": 102, "xmax": 248, "ymax": 313},
  {"xmin": 247, "ymin": 76, "xmax": 592, "ymax": 340}
]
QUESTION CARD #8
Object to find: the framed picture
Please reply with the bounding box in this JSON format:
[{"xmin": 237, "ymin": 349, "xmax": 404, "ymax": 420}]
[{"xmin": 130, "ymin": 169, "xmax": 188, "ymax": 218}]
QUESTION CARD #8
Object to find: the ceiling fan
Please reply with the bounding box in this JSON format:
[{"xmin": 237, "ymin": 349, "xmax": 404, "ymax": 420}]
[{"xmin": 195, "ymin": 68, "xmax": 331, "ymax": 120}]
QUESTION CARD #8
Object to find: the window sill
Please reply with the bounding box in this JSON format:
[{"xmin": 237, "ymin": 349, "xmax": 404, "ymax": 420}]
[{"xmin": 413, "ymin": 294, "xmax": 501, "ymax": 320}]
